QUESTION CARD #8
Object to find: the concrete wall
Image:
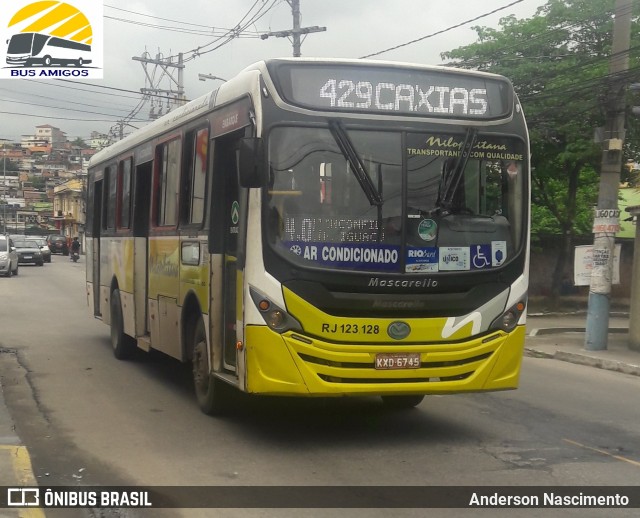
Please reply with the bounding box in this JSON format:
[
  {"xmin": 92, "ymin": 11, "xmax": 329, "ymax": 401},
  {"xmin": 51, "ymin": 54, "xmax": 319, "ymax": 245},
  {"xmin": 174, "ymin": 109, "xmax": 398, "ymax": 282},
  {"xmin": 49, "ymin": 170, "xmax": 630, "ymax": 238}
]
[{"xmin": 529, "ymin": 235, "xmax": 634, "ymax": 300}]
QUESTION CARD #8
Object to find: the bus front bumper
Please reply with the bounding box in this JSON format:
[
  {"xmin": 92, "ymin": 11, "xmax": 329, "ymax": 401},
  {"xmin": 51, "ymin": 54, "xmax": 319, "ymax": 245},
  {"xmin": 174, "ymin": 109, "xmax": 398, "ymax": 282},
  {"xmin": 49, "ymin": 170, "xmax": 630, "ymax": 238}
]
[{"xmin": 244, "ymin": 325, "xmax": 526, "ymax": 396}]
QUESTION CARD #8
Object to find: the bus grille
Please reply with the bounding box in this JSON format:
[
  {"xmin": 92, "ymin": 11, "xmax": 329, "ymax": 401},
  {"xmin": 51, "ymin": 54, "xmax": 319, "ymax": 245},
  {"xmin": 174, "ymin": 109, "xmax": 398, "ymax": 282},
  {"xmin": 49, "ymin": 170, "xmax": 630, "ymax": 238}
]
[
  {"xmin": 298, "ymin": 351, "xmax": 489, "ymax": 384},
  {"xmin": 316, "ymin": 372, "xmax": 474, "ymax": 384}
]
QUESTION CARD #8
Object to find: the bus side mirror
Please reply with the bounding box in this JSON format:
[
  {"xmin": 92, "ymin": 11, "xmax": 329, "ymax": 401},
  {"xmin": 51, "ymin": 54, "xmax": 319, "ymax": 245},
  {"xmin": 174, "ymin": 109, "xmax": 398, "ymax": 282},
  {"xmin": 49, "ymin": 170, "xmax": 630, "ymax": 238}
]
[{"xmin": 238, "ymin": 137, "xmax": 265, "ymax": 188}]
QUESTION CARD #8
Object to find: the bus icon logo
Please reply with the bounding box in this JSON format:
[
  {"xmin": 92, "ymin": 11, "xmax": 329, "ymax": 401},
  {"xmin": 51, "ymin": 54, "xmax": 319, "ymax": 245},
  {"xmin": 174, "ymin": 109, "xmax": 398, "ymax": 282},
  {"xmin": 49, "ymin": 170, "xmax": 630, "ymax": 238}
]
[
  {"xmin": 1, "ymin": 0, "xmax": 103, "ymax": 79},
  {"xmin": 7, "ymin": 488, "xmax": 40, "ymax": 506}
]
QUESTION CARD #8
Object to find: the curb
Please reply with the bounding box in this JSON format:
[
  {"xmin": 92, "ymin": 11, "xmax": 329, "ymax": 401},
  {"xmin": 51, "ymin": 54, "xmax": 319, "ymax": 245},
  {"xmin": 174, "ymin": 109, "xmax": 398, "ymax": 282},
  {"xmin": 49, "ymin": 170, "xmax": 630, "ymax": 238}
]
[
  {"xmin": 528, "ymin": 327, "xmax": 628, "ymax": 337},
  {"xmin": 528, "ymin": 312, "xmax": 629, "ymax": 318},
  {"xmin": 524, "ymin": 347, "xmax": 640, "ymax": 377}
]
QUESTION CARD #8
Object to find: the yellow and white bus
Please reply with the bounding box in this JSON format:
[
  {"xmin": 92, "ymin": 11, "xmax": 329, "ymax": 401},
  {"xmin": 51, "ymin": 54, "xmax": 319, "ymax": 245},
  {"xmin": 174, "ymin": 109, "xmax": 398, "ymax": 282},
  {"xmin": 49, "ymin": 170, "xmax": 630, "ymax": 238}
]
[{"xmin": 86, "ymin": 58, "xmax": 530, "ymax": 414}]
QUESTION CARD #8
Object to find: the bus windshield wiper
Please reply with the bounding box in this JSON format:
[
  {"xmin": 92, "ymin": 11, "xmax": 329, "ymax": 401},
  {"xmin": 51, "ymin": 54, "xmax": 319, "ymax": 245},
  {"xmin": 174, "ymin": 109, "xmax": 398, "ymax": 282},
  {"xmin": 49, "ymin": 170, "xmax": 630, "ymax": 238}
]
[
  {"xmin": 329, "ymin": 120, "xmax": 383, "ymax": 206},
  {"xmin": 437, "ymin": 127, "xmax": 478, "ymax": 212}
]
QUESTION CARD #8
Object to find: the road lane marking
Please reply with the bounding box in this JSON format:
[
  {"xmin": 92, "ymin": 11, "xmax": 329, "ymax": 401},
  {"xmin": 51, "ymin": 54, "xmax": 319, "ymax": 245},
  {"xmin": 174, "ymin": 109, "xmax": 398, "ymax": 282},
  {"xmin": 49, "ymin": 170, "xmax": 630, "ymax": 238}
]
[
  {"xmin": 0, "ymin": 445, "xmax": 45, "ymax": 517},
  {"xmin": 563, "ymin": 438, "xmax": 640, "ymax": 468}
]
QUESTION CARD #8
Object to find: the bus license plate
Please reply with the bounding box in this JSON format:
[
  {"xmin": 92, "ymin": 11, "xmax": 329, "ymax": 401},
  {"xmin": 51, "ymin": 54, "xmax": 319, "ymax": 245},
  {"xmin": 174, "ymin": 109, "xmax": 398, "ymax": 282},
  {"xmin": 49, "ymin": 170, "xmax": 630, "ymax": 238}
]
[{"xmin": 375, "ymin": 353, "xmax": 421, "ymax": 370}]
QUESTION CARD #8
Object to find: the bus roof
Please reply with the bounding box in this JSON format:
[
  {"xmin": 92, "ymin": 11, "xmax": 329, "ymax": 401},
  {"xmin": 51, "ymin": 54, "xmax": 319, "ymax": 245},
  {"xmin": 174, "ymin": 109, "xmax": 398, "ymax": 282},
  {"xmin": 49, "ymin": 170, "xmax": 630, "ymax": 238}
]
[{"xmin": 89, "ymin": 58, "xmax": 513, "ymax": 170}]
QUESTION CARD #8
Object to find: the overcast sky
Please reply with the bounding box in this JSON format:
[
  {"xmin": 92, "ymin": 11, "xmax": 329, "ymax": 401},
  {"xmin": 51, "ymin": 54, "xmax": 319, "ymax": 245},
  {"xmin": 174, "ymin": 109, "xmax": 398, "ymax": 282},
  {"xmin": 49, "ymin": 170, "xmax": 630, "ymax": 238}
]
[{"xmin": 0, "ymin": 0, "xmax": 548, "ymax": 143}]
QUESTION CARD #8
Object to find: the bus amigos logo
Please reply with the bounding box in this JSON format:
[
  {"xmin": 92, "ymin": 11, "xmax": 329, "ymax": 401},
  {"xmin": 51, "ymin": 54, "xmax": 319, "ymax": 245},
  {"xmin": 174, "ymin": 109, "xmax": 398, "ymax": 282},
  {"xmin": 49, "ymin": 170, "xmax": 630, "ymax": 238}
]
[{"xmin": 1, "ymin": 0, "xmax": 103, "ymax": 79}]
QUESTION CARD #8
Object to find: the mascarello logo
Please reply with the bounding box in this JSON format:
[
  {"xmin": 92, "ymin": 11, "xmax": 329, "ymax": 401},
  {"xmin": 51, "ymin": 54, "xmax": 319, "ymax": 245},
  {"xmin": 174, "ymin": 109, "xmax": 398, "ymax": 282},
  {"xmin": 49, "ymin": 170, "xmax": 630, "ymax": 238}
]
[{"xmin": 0, "ymin": 0, "xmax": 103, "ymax": 79}]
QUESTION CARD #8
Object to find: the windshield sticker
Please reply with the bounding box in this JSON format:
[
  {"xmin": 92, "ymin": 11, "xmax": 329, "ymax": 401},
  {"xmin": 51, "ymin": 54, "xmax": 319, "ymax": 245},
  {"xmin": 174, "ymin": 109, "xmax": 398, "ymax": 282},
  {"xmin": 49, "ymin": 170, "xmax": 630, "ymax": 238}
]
[
  {"xmin": 471, "ymin": 245, "xmax": 492, "ymax": 269},
  {"xmin": 284, "ymin": 241, "xmax": 400, "ymax": 272},
  {"xmin": 417, "ymin": 219, "xmax": 437, "ymax": 241},
  {"xmin": 407, "ymin": 135, "xmax": 524, "ymax": 161},
  {"xmin": 439, "ymin": 246, "xmax": 470, "ymax": 271},
  {"xmin": 406, "ymin": 247, "xmax": 438, "ymax": 273},
  {"xmin": 492, "ymin": 241, "xmax": 507, "ymax": 266}
]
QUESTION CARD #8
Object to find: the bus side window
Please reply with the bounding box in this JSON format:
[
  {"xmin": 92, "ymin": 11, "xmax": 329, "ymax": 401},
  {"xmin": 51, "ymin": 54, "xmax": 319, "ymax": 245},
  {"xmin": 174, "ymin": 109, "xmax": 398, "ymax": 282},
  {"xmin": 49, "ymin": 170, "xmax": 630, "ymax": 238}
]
[
  {"xmin": 104, "ymin": 165, "xmax": 116, "ymax": 230},
  {"xmin": 155, "ymin": 138, "xmax": 181, "ymax": 227},
  {"xmin": 181, "ymin": 128, "xmax": 209, "ymax": 226},
  {"xmin": 118, "ymin": 158, "xmax": 132, "ymax": 229}
]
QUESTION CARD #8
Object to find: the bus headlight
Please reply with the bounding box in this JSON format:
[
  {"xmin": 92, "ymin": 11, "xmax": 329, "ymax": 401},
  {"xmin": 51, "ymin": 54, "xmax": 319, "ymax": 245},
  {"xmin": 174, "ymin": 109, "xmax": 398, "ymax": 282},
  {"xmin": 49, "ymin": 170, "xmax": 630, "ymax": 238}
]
[
  {"xmin": 249, "ymin": 287, "xmax": 302, "ymax": 334},
  {"xmin": 490, "ymin": 300, "xmax": 526, "ymax": 333}
]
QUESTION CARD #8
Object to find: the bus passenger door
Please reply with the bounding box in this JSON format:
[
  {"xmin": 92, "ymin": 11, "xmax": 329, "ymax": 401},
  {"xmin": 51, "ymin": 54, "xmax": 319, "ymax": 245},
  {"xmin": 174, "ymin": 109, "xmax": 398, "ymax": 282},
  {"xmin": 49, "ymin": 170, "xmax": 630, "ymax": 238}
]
[
  {"xmin": 91, "ymin": 180, "xmax": 103, "ymax": 316},
  {"xmin": 222, "ymin": 147, "xmax": 240, "ymax": 371},
  {"xmin": 211, "ymin": 132, "xmax": 244, "ymax": 373},
  {"xmin": 133, "ymin": 161, "xmax": 152, "ymax": 337}
]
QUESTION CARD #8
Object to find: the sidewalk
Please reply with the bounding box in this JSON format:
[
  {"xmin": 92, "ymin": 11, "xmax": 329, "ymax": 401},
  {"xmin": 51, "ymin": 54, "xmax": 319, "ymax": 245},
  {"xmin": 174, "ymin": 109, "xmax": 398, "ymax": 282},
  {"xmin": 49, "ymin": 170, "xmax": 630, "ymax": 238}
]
[
  {"xmin": 0, "ymin": 382, "xmax": 42, "ymax": 516},
  {"xmin": 525, "ymin": 312, "xmax": 640, "ymax": 376}
]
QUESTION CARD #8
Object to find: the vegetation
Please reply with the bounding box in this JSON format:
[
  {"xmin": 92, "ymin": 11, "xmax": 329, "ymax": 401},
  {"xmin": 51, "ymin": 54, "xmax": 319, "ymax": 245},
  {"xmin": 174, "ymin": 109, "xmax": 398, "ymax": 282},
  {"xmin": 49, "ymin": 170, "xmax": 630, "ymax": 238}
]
[
  {"xmin": 71, "ymin": 137, "xmax": 90, "ymax": 148},
  {"xmin": 441, "ymin": 0, "xmax": 640, "ymax": 297}
]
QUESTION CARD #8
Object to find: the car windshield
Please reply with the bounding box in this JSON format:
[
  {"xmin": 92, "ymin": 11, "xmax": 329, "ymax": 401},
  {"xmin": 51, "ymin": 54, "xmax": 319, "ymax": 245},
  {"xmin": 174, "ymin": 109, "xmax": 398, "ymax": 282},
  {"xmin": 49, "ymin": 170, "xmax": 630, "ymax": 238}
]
[
  {"xmin": 266, "ymin": 126, "xmax": 526, "ymax": 274},
  {"xmin": 15, "ymin": 240, "xmax": 38, "ymax": 248}
]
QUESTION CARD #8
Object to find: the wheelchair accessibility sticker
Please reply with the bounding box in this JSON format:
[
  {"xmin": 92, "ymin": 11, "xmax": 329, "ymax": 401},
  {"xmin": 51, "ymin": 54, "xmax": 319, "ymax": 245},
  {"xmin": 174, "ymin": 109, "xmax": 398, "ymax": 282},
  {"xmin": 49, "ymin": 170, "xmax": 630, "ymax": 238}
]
[{"xmin": 471, "ymin": 245, "xmax": 492, "ymax": 269}]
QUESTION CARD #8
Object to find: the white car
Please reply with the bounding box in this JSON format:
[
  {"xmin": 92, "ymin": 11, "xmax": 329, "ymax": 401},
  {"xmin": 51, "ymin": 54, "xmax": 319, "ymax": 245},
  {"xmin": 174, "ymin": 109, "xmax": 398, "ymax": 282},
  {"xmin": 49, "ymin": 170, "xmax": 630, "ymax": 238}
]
[{"xmin": 0, "ymin": 236, "xmax": 19, "ymax": 277}]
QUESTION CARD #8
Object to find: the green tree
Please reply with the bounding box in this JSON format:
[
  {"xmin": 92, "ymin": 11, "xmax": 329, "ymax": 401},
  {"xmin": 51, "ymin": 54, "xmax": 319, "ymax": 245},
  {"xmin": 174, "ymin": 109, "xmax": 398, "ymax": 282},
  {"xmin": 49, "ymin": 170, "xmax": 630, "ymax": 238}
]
[
  {"xmin": 1, "ymin": 158, "xmax": 19, "ymax": 175},
  {"xmin": 71, "ymin": 137, "xmax": 89, "ymax": 148},
  {"xmin": 441, "ymin": 0, "xmax": 639, "ymax": 298}
]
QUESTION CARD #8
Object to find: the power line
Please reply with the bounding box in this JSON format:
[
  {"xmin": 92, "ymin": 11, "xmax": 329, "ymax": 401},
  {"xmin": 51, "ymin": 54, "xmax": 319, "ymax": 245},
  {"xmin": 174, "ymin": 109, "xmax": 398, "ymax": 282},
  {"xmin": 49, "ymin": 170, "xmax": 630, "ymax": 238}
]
[
  {"xmin": 104, "ymin": 16, "xmax": 263, "ymax": 38},
  {"xmin": 0, "ymin": 97, "xmax": 148, "ymax": 120},
  {"xmin": 0, "ymin": 110, "xmax": 148, "ymax": 123},
  {"xmin": 33, "ymin": 78, "xmax": 190, "ymax": 102},
  {"xmin": 104, "ymin": 4, "xmax": 260, "ymax": 32},
  {"xmin": 0, "ymin": 86, "xmax": 136, "ymax": 111},
  {"xmin": 180, "ymin": 0, "xmax": 282, "ymax": 61},
  {"xmin": 359, "ymin": 0, "xmax": 525, "ymax": 59}
]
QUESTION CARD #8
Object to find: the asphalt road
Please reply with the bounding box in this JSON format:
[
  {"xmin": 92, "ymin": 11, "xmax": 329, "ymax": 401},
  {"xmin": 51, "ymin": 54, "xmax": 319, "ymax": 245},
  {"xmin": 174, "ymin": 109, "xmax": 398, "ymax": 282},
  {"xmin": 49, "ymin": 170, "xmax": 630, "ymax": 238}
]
[{"xmin": 0, "ymin": 256, "xmax": 639, "ymax": 517}]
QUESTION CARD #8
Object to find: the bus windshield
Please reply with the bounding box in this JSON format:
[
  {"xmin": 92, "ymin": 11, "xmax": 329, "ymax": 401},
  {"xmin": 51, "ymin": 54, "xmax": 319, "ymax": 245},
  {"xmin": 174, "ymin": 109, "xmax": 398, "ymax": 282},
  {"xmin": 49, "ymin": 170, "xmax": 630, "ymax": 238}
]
[
  {"xmin": 7, "ymin": 33, "xmax": 33, "ymax": 53},
  {"xmin": 266, "ymin": 126, "xmax": 525, "ymax": 274}
]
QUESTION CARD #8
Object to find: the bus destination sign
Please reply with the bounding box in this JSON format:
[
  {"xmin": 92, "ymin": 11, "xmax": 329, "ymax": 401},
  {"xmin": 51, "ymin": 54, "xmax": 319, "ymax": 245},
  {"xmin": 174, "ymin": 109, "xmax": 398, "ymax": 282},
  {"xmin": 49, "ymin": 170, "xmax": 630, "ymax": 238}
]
[{"xmin": 270, "ymin": 63, "xmax": 512, "ymax": 119}]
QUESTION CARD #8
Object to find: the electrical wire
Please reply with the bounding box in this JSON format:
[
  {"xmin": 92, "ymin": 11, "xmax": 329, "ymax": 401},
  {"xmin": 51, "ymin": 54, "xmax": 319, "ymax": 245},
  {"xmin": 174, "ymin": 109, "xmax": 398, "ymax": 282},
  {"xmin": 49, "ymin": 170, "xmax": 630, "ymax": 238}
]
[
  {"xmin": 0, "ymin": 110, "xmax": 150, "ymax": 123},
  {"xmin": 0, "ymin": 97, "xmax": 148, "ymax": 120},
  {"xmin": 104, "ymin": 4, "xmax": 261, "ymax": 33},
  {"xmin": 360, "ymin": 0, "xmax": 525, "ymax": 59}
]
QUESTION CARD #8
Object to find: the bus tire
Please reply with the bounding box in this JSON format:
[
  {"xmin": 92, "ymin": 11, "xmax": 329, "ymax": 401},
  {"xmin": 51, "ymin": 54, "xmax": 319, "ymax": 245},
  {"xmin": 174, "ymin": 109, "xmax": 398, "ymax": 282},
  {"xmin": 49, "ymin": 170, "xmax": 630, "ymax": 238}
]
[
  {"xmin": 191, "ymin": 316, "xmax": 229, "ymax": 415},
  {"xmin": 110, "ymin": 289, "xmax": 136, "ymax": 360},
  {"xmin": 43, "ymin": 55, "xmax": 52, "ymax": 66},
  {"xmin": 76, "ymin": 58, "xmax": 83, "ymax": 67},
  {"xmin": 381, "ymin": 395, "xmax": 424, "ymax": 409}
]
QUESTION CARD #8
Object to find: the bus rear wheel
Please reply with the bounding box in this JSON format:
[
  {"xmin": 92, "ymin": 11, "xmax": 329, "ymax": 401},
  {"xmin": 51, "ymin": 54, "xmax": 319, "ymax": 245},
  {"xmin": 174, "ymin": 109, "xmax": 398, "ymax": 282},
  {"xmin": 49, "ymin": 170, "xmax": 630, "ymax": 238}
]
[
  {"xmin": 381, "ymin": 395, "xmax": 425, "ymax": 409},
  {"xmin": 191, "ymin": 316, "xmax": 229, "ymax": 415},
  {"xmin": 110, "ymin": 289, "xmax": 136, "ymax": 360}
]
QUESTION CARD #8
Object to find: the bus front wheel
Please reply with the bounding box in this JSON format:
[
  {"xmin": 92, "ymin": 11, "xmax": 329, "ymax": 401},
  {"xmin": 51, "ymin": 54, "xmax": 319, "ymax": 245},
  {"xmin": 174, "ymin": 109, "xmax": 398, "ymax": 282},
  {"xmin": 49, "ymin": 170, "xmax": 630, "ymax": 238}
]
[
  {"xmin": 43, "ymin": 55, "xmax": 52, "ymax": 66},
  {"xmin": 191, "ymin": 316, "xmax": 229, "ymax": 415},
  {"xmin": 110, "ymin": 289, "xmax": 136, "ymax": 360},
  {"xmin": 381, "ymin": 395, "xmax": 425, "ymax": 409}
]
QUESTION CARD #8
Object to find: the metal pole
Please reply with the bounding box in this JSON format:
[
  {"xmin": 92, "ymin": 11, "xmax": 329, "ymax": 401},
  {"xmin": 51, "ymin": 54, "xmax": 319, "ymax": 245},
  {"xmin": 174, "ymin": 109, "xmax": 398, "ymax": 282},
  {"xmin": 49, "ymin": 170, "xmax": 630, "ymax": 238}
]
[
  {"xmin": 2, "ymin": 153, "xmax": 5, "ymax": 235},
  {"xmin": 1, "ymin": 138, "xmax": 8, "ymax": 236},
  {"xmin": 585, "ymin": 0, "xmax": 632, "ymax": 350},
  {"xmin": 198, "ymin": 74, "xmax": 227, "ymax": 82},
  {"xmin": 291, "ymin": 0, "xmax": 301, "ymax": 57}
]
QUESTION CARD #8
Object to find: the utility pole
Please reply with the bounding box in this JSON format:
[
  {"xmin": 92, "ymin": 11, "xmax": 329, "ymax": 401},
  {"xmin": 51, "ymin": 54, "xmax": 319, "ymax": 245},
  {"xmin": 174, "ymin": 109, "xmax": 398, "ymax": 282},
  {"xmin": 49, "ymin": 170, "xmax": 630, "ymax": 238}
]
[
  {"xmin": 260, "ymin": 0, "xmax": 326, "ymax": 57},
  {"xmin": 133, "ymin": 51, "xmax": 186, "ymax": 120},
  {"xmin": 585, "ymin": 0, "xmax": 632, "ymax": 351},
  {"xmin": 1, "ymin": 138, "xmax": 9, "ymax": 236}
]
